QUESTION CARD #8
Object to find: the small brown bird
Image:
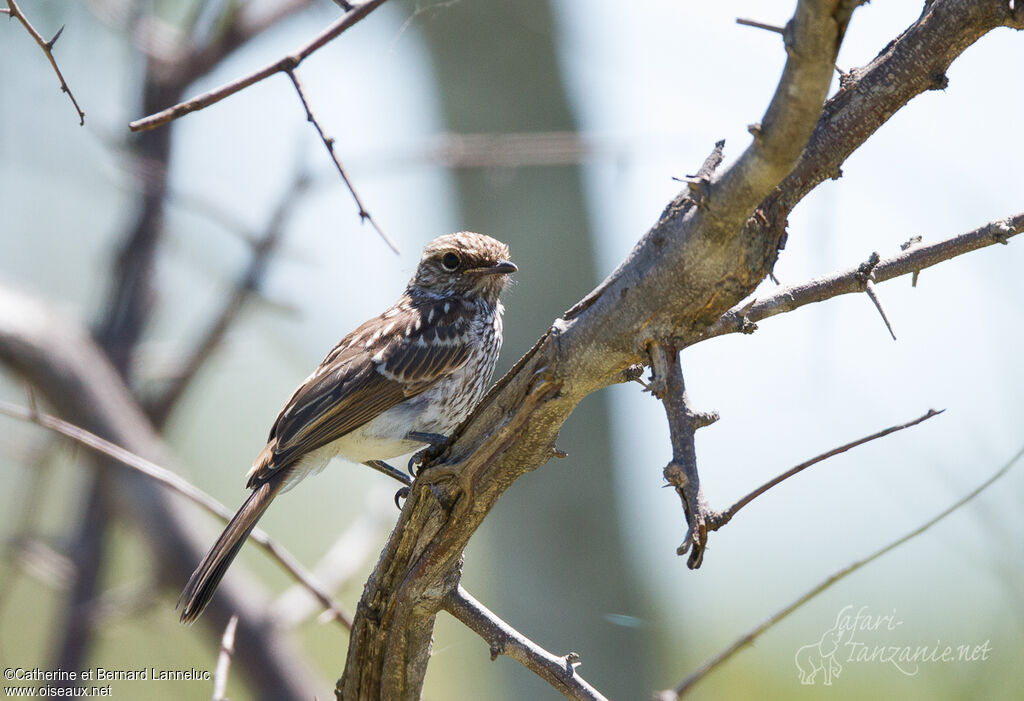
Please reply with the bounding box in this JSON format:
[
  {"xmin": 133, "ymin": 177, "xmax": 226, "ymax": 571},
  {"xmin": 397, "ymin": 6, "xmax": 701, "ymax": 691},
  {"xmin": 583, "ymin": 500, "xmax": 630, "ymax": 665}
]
[{"xmin": 178, "ymin": 232, "xmax": 516, "ymax": 623}]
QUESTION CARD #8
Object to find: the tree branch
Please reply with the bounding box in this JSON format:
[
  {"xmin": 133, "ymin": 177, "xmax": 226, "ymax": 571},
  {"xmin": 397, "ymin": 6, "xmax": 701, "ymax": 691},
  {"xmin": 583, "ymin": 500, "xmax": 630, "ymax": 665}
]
[
  {"xmin": 647, "ymin": 342, "xmax": 718, "ymax": 568},
  {"xmin": 442, "ymin": 587, "xmax": 608, "ymax": 701},
  {"xmin": 336, "ymin": 3, "xmax": 854, "ymax": 697},
  {"xmin": 128, "ymin": 0, "xmax": 391, "ymax": 132},
  {"xmin": 711, "ymin": 409, "xmax": 943, "ymax": 530},
  {"xmin": 4, "ymin": 0, "xmax": 85, "ymax": 125},
  {"xmin": 699, "ymin": 212, "xmax": 1024, "ymax": 343}
]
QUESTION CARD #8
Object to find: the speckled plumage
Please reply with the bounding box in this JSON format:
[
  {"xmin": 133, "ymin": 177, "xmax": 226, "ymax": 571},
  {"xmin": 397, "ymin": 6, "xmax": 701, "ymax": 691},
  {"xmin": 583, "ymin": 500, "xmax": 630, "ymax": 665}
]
[{"xmin": 179, "ymin": 232, "xmax": 515, "ymax": 623}]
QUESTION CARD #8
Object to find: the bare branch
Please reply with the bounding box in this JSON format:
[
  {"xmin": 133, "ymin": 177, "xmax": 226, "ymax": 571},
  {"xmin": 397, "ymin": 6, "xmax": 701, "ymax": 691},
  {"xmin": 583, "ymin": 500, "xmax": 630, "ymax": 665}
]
[
  {"xmin": 700, "ymin": 212, "xmax": 1024, "ymax": 343},
  {"xmin": 128, "ymin": 0, "xmax": 390, "ymax": 132},
  {"xmin": 0, "ymin": 398, "xmax": 352, "ymax": 630},
  {"xmin": 4, "ymin": 0, "xmax": 85, "ymax": 124},
  {"xmin": 648, "ymin": 341, "xmax": 717, "ymax": 568},
  {"xmin": 713, "ymin": 409, "xmax": 943, "ymax": 529},
  {"xmin": 286, "ymin": 69, "xmax": 399, "ymax": 254},
  {"xmin": 442, "ymin": 587, "xmax": 608, "ymax": 701},
  {"xmin": 661, "ymin": 440, "xmax": 1024, "ymax": 700},
  {"xmin": 211, "ymin": 615, "xmax": 238, "ymax": 701}
]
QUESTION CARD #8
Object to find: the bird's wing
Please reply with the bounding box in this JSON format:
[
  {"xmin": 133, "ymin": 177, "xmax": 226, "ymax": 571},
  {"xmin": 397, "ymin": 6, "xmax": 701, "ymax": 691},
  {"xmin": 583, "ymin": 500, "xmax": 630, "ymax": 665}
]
[{"xmin": 247, "ymin": 300, "xmax": 471, "ymax": 485}]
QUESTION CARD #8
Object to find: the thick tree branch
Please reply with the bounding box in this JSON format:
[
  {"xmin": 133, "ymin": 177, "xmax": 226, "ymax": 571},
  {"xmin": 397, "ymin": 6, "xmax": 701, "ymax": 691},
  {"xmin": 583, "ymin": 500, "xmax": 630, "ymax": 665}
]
[
  {"xmin": 4, "ymin": 0, "xmax": 85, "ymax": 124},
  {"xmin": 744, "ymin": 0, "xmax": 1024, "ymax": 261},
  {"xmin": 700, "ymin": 212, "xmax": 1024, "ymax": 342},
  {"xmin": 129, "ymin": 0, "xmax": 390, "ymax": 132}
]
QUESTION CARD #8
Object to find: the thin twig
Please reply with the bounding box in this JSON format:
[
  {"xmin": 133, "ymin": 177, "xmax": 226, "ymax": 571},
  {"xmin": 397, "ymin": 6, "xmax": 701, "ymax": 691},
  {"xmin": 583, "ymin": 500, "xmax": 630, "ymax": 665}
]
[
  {"xmin": 662, "ymin": 440, "xmax": 1024, "ymax": 699},
  {"xmin": 700, "ymin": 212, "xmax": 1024, "ymax": 343},
  {"xmin": 286, "ymin": 68, "xmax": 398, "ymax": 254},
  {"xmin": 0, "ymin": 399, "xmax": 352, "ymax": 629},
  {"xmin": 443, "ymin": 586, "xmax": 608, "ymax": 701},
  {"xmin": 211, "ymin": 614, "xmax": 238, "ymax": 701},
  {"xmin": 713, "ymin": 409, "xmax": 943, "ymax": 528},
  {"xmin": 5, "ymin": 0, "xmax": 85, "ymax": 125},
  {"xmin": 128, "ymin": 0, "xmax": 390, "ymax": 132}
]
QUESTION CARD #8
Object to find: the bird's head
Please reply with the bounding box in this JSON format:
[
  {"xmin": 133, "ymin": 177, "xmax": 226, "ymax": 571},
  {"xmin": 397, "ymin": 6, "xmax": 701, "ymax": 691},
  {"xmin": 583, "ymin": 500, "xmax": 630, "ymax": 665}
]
[{"xmin": 409, "ymin": 232, "xmax": 516, "ymax": 303}]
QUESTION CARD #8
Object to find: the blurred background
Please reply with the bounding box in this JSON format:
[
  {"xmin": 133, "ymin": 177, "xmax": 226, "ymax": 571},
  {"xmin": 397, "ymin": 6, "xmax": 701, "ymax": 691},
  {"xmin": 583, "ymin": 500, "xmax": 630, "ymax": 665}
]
[{"xmin": 1, "ymin": 0, "xmax": 1022, "ymax": 699}]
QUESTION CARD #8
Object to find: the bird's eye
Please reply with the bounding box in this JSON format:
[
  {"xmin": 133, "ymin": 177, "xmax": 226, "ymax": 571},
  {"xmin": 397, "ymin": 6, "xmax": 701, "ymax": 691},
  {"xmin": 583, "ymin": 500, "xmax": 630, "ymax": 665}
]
[{"xmin": 441, "ymin": 252, "xmax": 461, "ymax": 271}]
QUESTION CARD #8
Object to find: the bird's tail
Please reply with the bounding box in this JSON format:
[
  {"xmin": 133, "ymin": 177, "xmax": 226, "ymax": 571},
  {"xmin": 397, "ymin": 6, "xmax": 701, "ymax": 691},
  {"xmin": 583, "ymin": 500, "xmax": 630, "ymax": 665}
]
[{"xmin": 178, "ymin": 475, "xmax": 285, "ymax": 624}]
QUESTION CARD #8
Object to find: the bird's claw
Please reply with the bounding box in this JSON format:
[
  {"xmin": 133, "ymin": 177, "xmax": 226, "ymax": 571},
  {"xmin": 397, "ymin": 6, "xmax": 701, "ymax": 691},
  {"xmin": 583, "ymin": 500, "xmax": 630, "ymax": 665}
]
[
  {"xmin": 405, "ymin": 432, "xmax": 449, "ymax": 477},
  {"xmin": 394, "ymin": 486, "xmax": 410, "ymax": 509}
]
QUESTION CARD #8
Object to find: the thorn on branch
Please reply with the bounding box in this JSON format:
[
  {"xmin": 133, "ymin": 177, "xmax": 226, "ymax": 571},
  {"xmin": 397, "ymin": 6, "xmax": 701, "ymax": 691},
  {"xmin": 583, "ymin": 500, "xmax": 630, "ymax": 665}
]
[
  {"xmin": 864, "ymin": 281, "xmax": 897, "ymax": 341},
  {"xmin": 735, "ymin": 18, "xmax": 785, "ymax": 35},
  {"xmin": 333, "ymin": 0, "xmax": 355, "ymax": 10},
  {"xmin": 45, "ymin": 24, "xmax": 64, "ymax": 50},
  {"xmin": 854, "ymin": 252, "xmax": 897, "ymax": 340}
]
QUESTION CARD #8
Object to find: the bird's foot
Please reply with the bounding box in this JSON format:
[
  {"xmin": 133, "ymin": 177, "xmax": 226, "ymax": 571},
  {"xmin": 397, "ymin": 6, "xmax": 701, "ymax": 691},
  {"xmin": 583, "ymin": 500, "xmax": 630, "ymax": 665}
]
[
  {"xmin": 393, "ymin": 486, "xmax": 410, "ymax": 509},
  {"xmin": 405, "ymin": 431, "xmax": 449, "ymax": 477}
]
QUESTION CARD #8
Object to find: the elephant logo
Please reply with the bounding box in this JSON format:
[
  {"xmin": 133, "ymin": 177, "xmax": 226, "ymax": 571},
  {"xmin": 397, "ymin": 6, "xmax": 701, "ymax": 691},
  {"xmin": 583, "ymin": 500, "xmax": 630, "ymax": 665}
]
[{"xmin": 794, "ymin": 621, "xmax": 845, "ymax": 685}]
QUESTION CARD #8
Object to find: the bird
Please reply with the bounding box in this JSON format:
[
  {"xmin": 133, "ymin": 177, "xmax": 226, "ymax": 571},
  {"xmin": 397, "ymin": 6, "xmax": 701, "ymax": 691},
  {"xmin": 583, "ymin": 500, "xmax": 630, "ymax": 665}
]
[{"xmin": 178, "ymin": 232, "xmax": 516, "ymax": 624}]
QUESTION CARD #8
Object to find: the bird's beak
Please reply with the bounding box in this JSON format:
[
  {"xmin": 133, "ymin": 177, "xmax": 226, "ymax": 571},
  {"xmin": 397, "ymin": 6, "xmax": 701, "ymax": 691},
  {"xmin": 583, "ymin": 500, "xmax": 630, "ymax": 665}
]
[{"xmin": 467, "ymin": 260, "xmax": 518, "ymax": 276}]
